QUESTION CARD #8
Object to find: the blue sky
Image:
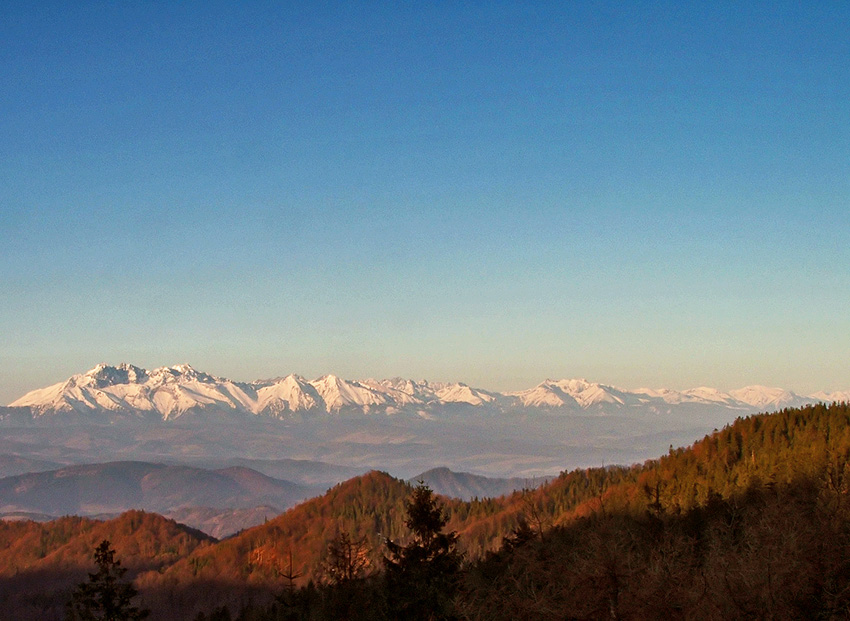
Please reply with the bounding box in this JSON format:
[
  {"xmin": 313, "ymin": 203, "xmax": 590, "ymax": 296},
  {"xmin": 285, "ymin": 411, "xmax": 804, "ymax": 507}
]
[{"xmin": 2, "ymin": 1, "xmax": 848, "ymax": 402}]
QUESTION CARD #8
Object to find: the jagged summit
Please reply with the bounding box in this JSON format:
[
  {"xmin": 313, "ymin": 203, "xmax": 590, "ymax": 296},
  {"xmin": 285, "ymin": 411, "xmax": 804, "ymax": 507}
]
[{"xmin": 6, "ymin": 363, "xmax": 842, "ymax": 422}]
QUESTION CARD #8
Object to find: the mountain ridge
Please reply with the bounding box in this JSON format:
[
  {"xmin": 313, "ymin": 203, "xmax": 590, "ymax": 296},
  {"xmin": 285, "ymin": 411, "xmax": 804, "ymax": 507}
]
[
  {"xmin": 7, "ymin": 362, "xmax": 839, "ymax": 421},
  {"xmin": 0, "ymin": 460, "xmax": 319, "ymax": 521},
  {"xmin": 410, "ymin": 466, "xmax": 551, "ymax": 501}
]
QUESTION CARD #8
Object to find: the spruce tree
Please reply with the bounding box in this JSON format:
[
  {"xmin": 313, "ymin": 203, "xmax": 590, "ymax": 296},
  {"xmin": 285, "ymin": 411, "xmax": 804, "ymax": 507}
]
[
  {"xmin": 384, "ymin": 482, "xmax": 462, "ymax": 620},
  {"xmin": 66, "ymin": 540, "xmax": 149, "ymax": 621}
]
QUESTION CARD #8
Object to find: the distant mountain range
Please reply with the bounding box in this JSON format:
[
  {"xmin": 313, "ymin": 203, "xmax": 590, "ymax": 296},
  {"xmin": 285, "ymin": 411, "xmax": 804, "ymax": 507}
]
[
  {"xmin": 3, "ymin": 363, "xmax": 848, "ymax": 483},
  {"xmin": 0, "ymin": 460, "xmax": 324, "ymax": 537},
  {"xmin": 0, "ymin": 460, "xmax": 317, "ymax": 517},
  {"xmin": 0, "ymin": 460, "xmax": 540, "ymax": 537},
  {"xmin": 6, "ymin": 362, "xmax": 845, "ymax": 421},
  {"xmin": 411, "ymin": 467, "xmax": 551, "ymax": 501}
]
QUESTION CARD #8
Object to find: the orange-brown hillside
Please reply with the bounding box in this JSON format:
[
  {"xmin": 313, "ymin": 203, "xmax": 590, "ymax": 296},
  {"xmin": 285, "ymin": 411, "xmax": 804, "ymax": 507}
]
[{"xmin": 0, "ymin": 510, "xmax": 213, "ymax": 621}]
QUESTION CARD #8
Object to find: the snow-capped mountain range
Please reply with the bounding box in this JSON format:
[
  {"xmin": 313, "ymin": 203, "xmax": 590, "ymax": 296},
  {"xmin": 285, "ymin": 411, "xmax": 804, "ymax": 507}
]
[{"xmin": 5, "ymin": 363, "xmax": 845, "ymax": 422}]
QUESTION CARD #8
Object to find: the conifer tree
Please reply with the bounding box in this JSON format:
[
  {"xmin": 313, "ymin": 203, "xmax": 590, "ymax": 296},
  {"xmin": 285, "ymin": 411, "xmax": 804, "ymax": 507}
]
[
  {"xmin": 66, "ymin": 540, "xmax": 149, "ymax": 621},
  {"xmin": 384, "ymin": 482, "xmax": 462, "ymax": 620}
]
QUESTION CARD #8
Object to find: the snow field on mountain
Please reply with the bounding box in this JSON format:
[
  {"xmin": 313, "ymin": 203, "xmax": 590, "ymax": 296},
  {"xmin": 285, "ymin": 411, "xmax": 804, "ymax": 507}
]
[{"xmin": 9, "ymin": 363, "xmax": 835, "ymax": 420}]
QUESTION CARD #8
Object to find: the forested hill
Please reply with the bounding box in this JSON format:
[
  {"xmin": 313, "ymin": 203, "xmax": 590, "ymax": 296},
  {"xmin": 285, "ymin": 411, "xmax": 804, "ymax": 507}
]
[
  {"xmin": 554, "ymin": 399, "xmax": 850, "ymax": 518},
  {"xmin": 462, "ymin": 401, "xmax": 850, "ymax": 620},
  {"xmin": 0, "ymin": 511, "xmax": 214, "ymax": 620},
  {"xmin": 442, "ymin": 400, "xmax": 850, "ymax": 557},
  {"xmin": 3, "ymin": 402, "xmax": 850, "ymax": 620}
]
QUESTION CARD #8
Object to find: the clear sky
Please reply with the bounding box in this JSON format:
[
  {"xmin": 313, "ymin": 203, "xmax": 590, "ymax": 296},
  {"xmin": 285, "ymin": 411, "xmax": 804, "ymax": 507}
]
[{"xmin": 2, "ymin": 1, "xmax": 849, "ymax": 403}]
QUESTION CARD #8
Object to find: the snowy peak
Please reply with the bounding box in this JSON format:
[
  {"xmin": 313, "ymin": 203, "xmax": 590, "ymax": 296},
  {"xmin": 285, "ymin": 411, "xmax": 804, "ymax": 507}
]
[
  {"xmin": 6, "ymin": 363, "xmax": 846, "ymax": 421},
  {"xmin": 147, "ymin": 364, "xmax": 217, "ymax": 385},
  {"xmin": 309, "ymin": 375, "xmax": 392, "ymax": 412},
  {"xmin": 728, "ymin": 386, "xmax": 811, "ymax": 410},
  {"xmin": 359, "ymin": 378, "xmax": 431, "ymax": 407},
  {"xmin": 635, "ymin": 386, "xmax": 743, "ymax": 408},
  {"xmin": 509, "ymin": 380, "xmax": 580, "ymax": 409},
  {"xmin": 681, "ymin": 387, "xmax": 739, "ymax": 405},
  {"xmin": 77, "ymin": 362, "xmax": 216, "ymax": 390},
  {"xmin": 553, "ymin": 379, "xmax": 630, "ymax": 407},
  {"xmin": 255, "ymin": 374, "xmax": 322, "ymax": 416},
  {"xmin": 509, "ymin": 378, "xmax": 630, "ymax": 409},
  {"xmin": 9, "ymin": 363, "xmax": 251, "ymax": 419},
  {"xmin": 434, "ymin": 382, "xmax": 499, "ymax": 406},
  {"xmin": 357, "ymin": 378, "xmax": 500, "ymax": 407},
  {"xmin": 82, "ymin": 362, "xmax": 149, "ymax": 387},
  {"xmin": 508, "ymin": 378, "xmax": 831, "ymax": 414},
  {"xmin": 811, "ymin": 390, "xmax": 850, "ymax": 403}
]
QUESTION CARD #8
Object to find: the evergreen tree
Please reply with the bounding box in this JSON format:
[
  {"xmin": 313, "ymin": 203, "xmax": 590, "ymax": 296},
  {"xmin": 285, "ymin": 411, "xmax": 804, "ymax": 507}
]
[
  {"xmin": 384, "ymin": 482, "xmax": 462, "ymax": 621},
  {"xmin": 66, "ymin": 540, "xmax": 149, "ymax": 621}
]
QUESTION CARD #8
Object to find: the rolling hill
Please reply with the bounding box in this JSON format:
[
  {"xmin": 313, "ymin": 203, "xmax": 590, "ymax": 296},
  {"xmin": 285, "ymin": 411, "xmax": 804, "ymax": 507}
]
[
  {"xmin": 410, "ymin": 466, "xmax": 549, "ymax": 500},
  {"xmin": 0, "ymin": 461, "xmax": 319, "ymax": 536}
]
